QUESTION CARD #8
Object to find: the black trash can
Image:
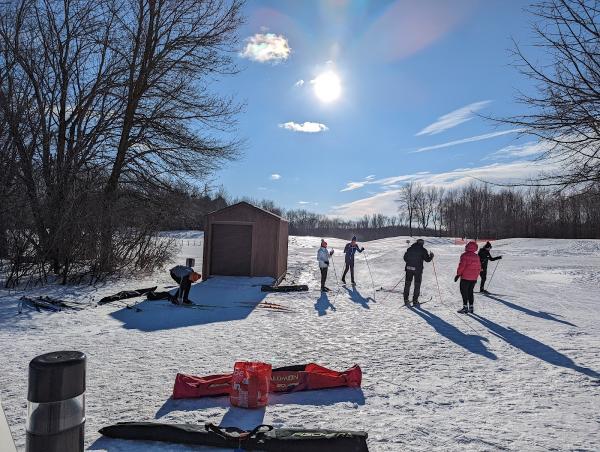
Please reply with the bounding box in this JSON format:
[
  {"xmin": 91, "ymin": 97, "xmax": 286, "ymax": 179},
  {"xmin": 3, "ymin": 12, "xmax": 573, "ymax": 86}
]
[{"xmin": 26, "ymin": 351, "xmax": 86, "ymax": 452}]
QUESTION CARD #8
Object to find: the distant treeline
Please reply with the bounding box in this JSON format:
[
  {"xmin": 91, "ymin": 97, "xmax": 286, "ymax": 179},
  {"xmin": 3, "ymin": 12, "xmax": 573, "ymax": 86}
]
[{"xmin": 170, "ymin": 182, "xmax": 600, "ymax": 241}]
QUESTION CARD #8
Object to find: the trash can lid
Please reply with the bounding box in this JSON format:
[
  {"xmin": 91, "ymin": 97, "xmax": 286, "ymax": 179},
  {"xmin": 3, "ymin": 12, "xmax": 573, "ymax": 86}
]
[{"xmin": 28, "ymin": 351, "xmax": 86, "ymax": 403}]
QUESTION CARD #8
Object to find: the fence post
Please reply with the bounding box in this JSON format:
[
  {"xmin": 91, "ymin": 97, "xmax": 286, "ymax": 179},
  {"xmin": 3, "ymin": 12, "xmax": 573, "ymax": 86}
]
[{"xmin": 26, "ymin": 351, "xmax": 86, "ymax": 452}]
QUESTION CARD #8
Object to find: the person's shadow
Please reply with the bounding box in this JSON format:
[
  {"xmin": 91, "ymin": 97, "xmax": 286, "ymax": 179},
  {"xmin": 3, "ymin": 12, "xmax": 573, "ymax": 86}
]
[
  {"xmin": 314, "ymin": 292, "xmax": 336, "ymax": 316},
  {"xmin": 411, "ymin": 306, "xmax": 497, "ymax": 360},
  {"xmin": 483, "ymin": 293, "xmax": 576, "ymax": 327},
  {"xmin": 343, "ymin": 285, "xmax": 374, "ymax": 309},
  {"xmin": 470, "ymin": 314, "xmax": 599, "ymax": 379}
]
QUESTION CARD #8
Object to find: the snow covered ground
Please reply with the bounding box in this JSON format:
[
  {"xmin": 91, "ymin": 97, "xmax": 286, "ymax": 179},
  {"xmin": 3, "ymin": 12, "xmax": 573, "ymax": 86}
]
[{"xmin": 1, "ymin": 235, "xmax": 599, "ymax": 451}]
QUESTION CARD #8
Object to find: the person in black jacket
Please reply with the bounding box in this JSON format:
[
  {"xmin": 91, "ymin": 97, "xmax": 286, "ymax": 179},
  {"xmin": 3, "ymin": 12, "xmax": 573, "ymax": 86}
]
[
  {"xmin": 403, "ymin": 239, "xmax": 434, "ymax": 306},
  {"xmin": 478, "ymin": 241, "xmax": 502, "ymax": 293}
]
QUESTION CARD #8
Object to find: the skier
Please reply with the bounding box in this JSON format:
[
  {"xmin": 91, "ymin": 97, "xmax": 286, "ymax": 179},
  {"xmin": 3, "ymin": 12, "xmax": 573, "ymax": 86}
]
[
  {"xmin": 317, "ymin": 239, "xmax": 335, "ymax": 292},
  {"xmin": 403, "ymin": 238, "xmax": 434, "ymax": 306},
  {"xmin": 478, "ymin": 241, "xmax": 502, "ymax": 293},
  {"xmin": 454, "ymin": 241, "xmax": 481, "ymax": 314},
  {"xmin": 169, "ymin": 265, "xmax": 201, "ymax": 305},
  {"xmin": 341, "ymin": 236, "xmax": 364, "ymax": 285}
]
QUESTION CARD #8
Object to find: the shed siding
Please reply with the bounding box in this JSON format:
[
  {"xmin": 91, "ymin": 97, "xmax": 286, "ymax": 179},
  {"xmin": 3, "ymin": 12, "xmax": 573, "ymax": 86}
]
[{"xmin": 202, "ymin": 202, "xmax": 288, "ymax": 281}]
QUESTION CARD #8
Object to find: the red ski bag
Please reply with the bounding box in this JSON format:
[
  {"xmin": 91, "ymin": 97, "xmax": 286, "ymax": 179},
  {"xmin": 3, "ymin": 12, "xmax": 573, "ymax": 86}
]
[{"xmin": 229, "ymin": 361, "xmax": 272, "ymax": 409}]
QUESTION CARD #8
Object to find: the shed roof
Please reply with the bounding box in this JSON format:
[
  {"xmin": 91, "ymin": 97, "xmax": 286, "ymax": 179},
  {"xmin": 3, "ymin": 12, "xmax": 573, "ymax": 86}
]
[{"xmin": 207, "ymin": 201, "xmax": 287, "ymax": 222}]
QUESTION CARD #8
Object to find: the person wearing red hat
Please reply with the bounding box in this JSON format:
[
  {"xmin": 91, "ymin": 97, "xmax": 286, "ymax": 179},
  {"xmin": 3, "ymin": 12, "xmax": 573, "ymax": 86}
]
[
  {"xmin": 454, "ymin": 241, "xmax": 481, "ymax": 313},
  {"xmin": 317, "ymin": 239, "xmax": 335, "ymax": 292},
  {"xmin": 169, "ymin": 265, "xmax": 201, "ymax": 304}
]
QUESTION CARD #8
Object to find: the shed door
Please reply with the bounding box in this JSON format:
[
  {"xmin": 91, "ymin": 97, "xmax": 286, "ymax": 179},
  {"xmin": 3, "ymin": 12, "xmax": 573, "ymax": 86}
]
[{"xmin": 210, "ymin": 224, "xmax": 252, "ymax": 276}]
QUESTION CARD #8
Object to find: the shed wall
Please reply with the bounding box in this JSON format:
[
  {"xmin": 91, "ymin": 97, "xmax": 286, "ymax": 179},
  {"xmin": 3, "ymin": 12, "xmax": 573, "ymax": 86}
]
[{"xmin": 203, "ymin": 203, "xmax": 287, "ymax": 280}]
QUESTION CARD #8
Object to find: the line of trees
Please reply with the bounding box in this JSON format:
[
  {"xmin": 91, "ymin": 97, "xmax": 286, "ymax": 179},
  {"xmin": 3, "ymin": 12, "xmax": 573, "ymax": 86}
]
[
  {"xmin": 157, "ymin": 181, "xmax": 600, "ymax": 242},
  {"xmin": 0, "ymin": 0, "xmax": 243, "ymax": 286}
]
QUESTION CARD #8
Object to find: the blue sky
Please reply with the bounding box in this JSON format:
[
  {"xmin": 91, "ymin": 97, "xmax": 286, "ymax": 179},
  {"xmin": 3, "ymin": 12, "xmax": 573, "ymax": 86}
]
[{"xmin": 212, "ymin": 0, "xmax": 550, "ymax": 218}]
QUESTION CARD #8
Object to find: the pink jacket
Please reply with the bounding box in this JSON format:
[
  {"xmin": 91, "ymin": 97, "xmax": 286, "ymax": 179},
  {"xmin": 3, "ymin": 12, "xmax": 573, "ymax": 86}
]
[{"xmin": 456, "ymin": 241, "xmax": 481, "ymax": 281}]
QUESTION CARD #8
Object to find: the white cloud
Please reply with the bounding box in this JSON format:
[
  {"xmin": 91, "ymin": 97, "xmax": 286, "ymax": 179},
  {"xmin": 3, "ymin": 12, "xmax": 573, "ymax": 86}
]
[
  {"xmin": 278, "ymin": 121, "xmax": 329, "ymax": 133},
  {"xmin": 416, "ymin": 100, "xmax": 492, "ymax": 136},
  {"xmin": 240, "ymin": 33, "xmax": 291, "ymax": 63},
  {"xmin": 270, "ymin": 174, "xmax": 281, "ymax": 180},
  {"xmin": 414, "ymin": 129, "xmax": 523, "ymax": 153},
  {"xmin": 341, "ymin": 173, "xmax": 425, "ymax": 192},
  {"xmin": 365, "ymin": 175, "xmax": 376, "ymax": 180},
  {"xmin": 485, "ymin": 140, "xmax": 551, "ymax": 160},
  {"xmin": 294, "ymin": 79, "xmax": 305, "ymax": 87},
  {"xmin": 332, "ymin": 160, "xmax": 558, "ymax": 219}
]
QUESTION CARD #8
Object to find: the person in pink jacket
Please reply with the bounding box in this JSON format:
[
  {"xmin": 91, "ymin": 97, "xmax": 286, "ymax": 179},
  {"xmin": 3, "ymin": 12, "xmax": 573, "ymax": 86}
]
[{"xmin": 454, "ymin": 241, "xmax": 482, "ymax": 314}]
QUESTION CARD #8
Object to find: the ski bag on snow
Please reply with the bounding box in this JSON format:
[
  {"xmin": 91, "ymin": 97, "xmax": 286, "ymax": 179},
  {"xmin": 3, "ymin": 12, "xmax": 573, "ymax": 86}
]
[
  {"xmin": 173, "ymin": 363, "xmax": 362, "ymax": 399},
  {"xmin": 99, "ymin": 422, "xmax": 369, "ymax": 452},
  {"xmin": 230, "ymin": 361, "xmax": 271, "ymax": 408},
  {"xmin": 261, "ymin": 285, "xmax": 309, "ymax": 293}
]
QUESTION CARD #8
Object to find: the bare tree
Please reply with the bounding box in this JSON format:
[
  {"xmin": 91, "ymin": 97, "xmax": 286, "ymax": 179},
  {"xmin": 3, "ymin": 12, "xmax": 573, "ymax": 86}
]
[
  {"xmin": 98, "ymin": 0, "xmax": 244, "ymax": 269},
  {"xmin": 501, "ymin": 0, "xmax": 600, "ymax": 191},
  {"xmin": 398, "ymin": 181, "xmax": 420, "ymax": 236}
]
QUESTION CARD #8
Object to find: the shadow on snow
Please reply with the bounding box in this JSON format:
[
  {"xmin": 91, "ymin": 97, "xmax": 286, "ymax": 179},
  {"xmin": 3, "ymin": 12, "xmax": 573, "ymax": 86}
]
[
  {"xmin": 314, "ymin": 292, "xmax": 337, "ymax": 316},
  {"xmin": 110, "ymin": 276, "xmax": 271, "ymax": 332},
  {"xmin": 483, "ymin": 293, "xmax": 577, "ymax": 327},
  {"xmin": 470, "ymin": 314, "xmax": 599, "ymax": 379},
  {"xmin": 342, "ymin": 285, "xmax": 374, "ymax": 309},
  {"xmin": 155, "ymin": 387, "xmax": 366, "ymax": 427},
  {"xmin": 411, "ymin": 306, "xmax": 497, "ymax": 360}
]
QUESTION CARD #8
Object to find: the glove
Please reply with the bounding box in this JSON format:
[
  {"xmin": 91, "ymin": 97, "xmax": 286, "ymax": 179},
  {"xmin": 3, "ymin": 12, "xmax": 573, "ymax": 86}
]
[
  {"xmin": 324, "ymin": 261, "xmax": 329, "ymax": 265},
  {"xmin": 454, "ymin": 275, "xmax": 460, "ymax": 282},
  {"xmin": 329, "ymin": 250, "xmax": 334, "ymax": 256},
  {"xmin": 430, "ymin": 252, "xmax": 434, "ymax": 258},
  {"xmin": 361, "ymin": 247, "xmax": 365, "ymax": 252},
  {"xmin": 498, "ymin": 256, "xmax": 503, "ymax": 260}
]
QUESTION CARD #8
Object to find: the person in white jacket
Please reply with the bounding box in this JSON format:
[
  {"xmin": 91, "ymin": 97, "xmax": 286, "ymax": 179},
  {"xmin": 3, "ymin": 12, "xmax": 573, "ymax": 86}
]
[{"xmin": 317, "ymin": 239, "xmax": 335, "ymax": 292}]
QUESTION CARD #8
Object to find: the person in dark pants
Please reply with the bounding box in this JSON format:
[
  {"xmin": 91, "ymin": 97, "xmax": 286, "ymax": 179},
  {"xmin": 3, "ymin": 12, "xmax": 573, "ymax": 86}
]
[
  {"xmin": 317, "ymin": 239, "xmax": 335, "ymax": 292},
  {"xmin": 403, "ymin": 238, "xmax": 434, "ymax": 306},
  {"xmin": 169, "ymin": 265, "xmax": 201, "ymax": 304},
  {"xmin": 341, "ymin": 236, "xmax": 364, "ymax": 285},
  {"xmin": 478, "ymin": 241, "xmax": 502, "ymax": 293},
  {"xmin": 455, "ymin": 241, "xmax": 481, "ymax": 313}
]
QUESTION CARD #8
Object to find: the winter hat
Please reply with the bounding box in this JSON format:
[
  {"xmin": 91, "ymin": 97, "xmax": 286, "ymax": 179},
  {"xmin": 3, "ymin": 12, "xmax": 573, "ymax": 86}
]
[
  {"xmin": 465, "ymin": 241, "xmax": 479, "ymax": 252},
  {"xmin": 484, "ymin": 241, "xmax": 492, "ymax": 249},
  {"xmin": 321, "ymin": 239, "xmax": 328, "ymax": 247},
  {"xmin": 416, "ymin": 238, "xmax": 425, "ymax": 244},
  {"xmin": 351, "ymin": 236, "xmax": 357, "ymax": 241}
]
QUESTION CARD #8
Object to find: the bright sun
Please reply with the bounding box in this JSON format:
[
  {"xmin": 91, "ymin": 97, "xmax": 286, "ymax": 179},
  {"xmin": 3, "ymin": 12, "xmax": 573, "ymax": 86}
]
[{"xmin": 313, "ymin": 71, "xmax": 341, "ymax": 103}]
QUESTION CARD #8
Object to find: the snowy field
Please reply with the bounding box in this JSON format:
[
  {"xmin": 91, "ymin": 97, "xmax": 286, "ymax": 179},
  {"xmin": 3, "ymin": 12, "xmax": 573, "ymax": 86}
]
[{"xmin": 1, "ymin": 235, "xmax": 599, "ymax": 451}]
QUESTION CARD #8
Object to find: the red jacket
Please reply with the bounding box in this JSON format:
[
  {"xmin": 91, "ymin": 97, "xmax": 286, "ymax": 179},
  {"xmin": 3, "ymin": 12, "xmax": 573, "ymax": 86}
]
[{"xmin": 456, "ymin": 241, "xmax": 481, "ymax": 281}]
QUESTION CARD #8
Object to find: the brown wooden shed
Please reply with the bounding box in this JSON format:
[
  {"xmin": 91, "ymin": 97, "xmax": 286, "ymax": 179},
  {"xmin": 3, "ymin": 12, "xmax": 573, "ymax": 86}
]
[{"xmin": 202, "ymin": 202, "xmax": 289, "ymax": 282}]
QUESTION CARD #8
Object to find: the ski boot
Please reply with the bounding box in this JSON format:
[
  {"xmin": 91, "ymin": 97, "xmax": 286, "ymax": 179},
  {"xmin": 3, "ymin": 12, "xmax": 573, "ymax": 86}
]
[
  {"xmin": 412, "ymin": 300, "xmax": 420, "ymax": 307},
  {"xmin": 457, "ymin": 306, "xmax": 469, "ymax": 314},
  {"xmin": 341, "ymin": 279, "xmax": 346, "ymax": 284},
  {"xmin": 468, "ymin": 305, "xmax": 474, "ymax": 314},
  {"xmin": 404, "ymin": 300, "xmax": 411, "ymax": 307}
]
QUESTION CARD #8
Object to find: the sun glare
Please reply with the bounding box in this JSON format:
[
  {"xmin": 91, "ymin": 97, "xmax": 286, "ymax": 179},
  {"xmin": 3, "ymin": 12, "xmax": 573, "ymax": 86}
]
[{"xmin": 313, "ymin": 71, "xmax": 341, "ymax": 103}]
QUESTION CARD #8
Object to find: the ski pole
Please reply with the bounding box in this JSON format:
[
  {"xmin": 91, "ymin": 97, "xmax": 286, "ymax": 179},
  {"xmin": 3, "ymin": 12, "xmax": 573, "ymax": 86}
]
[
  {"xmin": 431, "ymin": 260, "xmax": 444, "ymax": 307},
  {"xmin": 329, "ymin": 252, "xmax": 342, "ymax": 304},
  {"xmin": 486, "ymin": 260, "xmax": 500, "ymax": 292},
  {"xmin": 380, "ymin": 274, "xmax": 406, "ymax": 304},
  {"xmin": 362, "ymin": 250, "xmax": 377, "ymax": 301}
]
